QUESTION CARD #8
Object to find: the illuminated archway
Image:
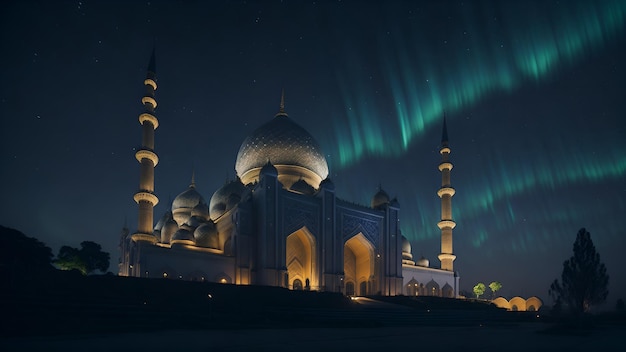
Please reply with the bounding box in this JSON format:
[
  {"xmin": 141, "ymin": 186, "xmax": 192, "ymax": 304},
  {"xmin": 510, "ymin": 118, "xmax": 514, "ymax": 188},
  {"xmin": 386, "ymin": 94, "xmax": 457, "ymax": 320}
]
[
  {"xmin": 426, "ymin": 279, "xmax": 440, "ymax": 297},
  {"xmin": 510, "ymin": 297, "xmax": 527, "ymax": 311},
  {"xmin": 344, "ymin": 233, "xmax": 374, "ymax": 296},
  {"xmin": 492, "ymin": 297, "xmax": 511, "ymax": 310},
  {"xmin": 442, "ymin": 283, "xmax": 454, "ymax": 298},
  {"xmin": 286, "ymin": 227, "xmax": 317, "ymax": 290},
  {"xmin": 526, "ymin": 296, "xmax": 543, "ymax": 311},
  {"xmin": 406, "ymin": 279, "xmax": 419, "ymax": 296}
]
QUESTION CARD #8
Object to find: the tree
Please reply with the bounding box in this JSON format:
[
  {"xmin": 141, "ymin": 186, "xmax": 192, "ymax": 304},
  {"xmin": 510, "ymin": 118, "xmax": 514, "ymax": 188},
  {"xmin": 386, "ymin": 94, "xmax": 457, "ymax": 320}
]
[
  {"xmin": 549, "ymin": 228, "xmax": 609, "ymax": 315},
  {"xmin": 473, "ymin": 282, "xmax": 486, "ymax": 299},
  {"xmin": 79, "ymin": 241, "xmax": 110, "ymax": 274},
  {"xmin": 489, "ymin": 281, "xmax": 503, "ymax": 299},
  {"xmin": 0, "ymin": 225, "xmax": 54, "ymax": 280},
  {"xmin": 55, "ymin": 241, "xmax": 110, "ymax": 275},
  {"xmin": 55, "ymin": 246, "xmax": 87, "ymax": 274}
]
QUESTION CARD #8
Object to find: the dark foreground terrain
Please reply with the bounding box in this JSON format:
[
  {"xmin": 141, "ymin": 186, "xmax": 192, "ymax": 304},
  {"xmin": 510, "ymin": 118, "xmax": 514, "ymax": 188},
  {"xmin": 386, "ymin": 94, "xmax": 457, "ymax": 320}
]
[{"xmin": 2, "ymin": 271, "xmax": 624, "ymax": 351}]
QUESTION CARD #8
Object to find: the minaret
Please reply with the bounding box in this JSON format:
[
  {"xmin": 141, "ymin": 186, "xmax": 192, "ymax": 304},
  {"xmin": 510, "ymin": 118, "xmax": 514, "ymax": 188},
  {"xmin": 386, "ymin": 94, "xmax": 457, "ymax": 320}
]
[
  {"xmin": 132, "ymin": 48, "xmax": 159, "ymax": 243},
  {"xmin": 437, "ymin": 115, "xmax": 456, "ymax": 271}
]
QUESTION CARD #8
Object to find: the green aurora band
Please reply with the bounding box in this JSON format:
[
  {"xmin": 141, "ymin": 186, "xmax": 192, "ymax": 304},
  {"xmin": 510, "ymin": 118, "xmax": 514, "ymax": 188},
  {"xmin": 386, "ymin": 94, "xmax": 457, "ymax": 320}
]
[
  {"xmin": 327, "ymin": 0, "xmax": 625, "ymax": 166},
  {"xmin": 323, "ymin": 0, "xmax": 626, "ymax": 252}
]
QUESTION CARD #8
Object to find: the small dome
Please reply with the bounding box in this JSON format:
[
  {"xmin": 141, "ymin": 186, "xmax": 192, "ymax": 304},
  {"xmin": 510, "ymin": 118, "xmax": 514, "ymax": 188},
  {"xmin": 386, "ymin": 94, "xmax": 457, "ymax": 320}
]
[
  {"xmin": 154, "ymin": 211, "xmax": 172, "ymax": 231},
  {"xmin": 185, "ymin": 215, "xmax": 205, "ymax": 229},
  {"xmin": 171, "ymin": 228, "xmax": 195, "ymax": 247},
  {"xmin": 290, "ymin": 178, "xmax": 315, "ymax": 195},
  {"xmin": 172, "ymin": 182, "xmax": 206, "ymax": 226},
  {"xmin": 194, "ymin": 222, "xmax": 219, "ymax": 249},
  {"xmin": 416, "ymin": 256, "xmax": 430, "ymax": 267},
  {"xmin": 401, "ymin": 236, "xmax": 413, "ymax": 260},
  {"xmin": 172, "ymin": 184, "xmax": 205, "ymax": 211},
  {"xmin": 161, "ymin": 217, "xmax": 178, "ymax": 244},
  {"xmin": 209, "ymin": 178, "xmax": 247, "ymax": 220},
  {"xmin": 191, "ymin": 202, "xmax": 209, "ymax": 219},
  {"xmin": 371, "ymin": 187, "xmax": 390, "ymax": 209}
]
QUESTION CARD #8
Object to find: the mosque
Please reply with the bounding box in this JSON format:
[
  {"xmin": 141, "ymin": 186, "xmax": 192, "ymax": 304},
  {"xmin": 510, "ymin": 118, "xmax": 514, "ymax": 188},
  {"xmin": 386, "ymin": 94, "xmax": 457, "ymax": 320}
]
[{"xmin": 118, "ymin": 52, "xmax": 460, "ymax": 298}]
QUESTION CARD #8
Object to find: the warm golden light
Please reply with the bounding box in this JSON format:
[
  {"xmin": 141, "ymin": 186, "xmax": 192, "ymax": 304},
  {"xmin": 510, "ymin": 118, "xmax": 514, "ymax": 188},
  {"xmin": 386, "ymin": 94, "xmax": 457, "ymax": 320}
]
[
  {"xmin": 438, "ymin": 162, "xmax": 453, "ymax": 171},
  {"xmin": 133, "ymin": 191, "xmax": 159, "ymax": 205},
  {"xmin": 139, "ymin": 112, "xmax": 159, "ymax": 129},
  {"xmin": 141, "ymin": 96, "xmax": 157, "ymax": 108},
  {"xmin": 135, "ymin": 149, "xmax": 159, "ymax": 166}
]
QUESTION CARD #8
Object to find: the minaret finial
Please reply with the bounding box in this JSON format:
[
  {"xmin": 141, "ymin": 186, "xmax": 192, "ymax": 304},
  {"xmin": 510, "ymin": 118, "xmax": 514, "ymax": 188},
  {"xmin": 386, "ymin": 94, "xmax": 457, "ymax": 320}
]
[
  {"xmin": 190, "ymin": 169, "xmax": 196, "ymax": 188},
  {"xmin": 275, "ymin": 88, "xmax": 288, "ymax": 117},
  {"xmin": 441, "ymin": 111, "xmax": 449, "ymax": 147}
]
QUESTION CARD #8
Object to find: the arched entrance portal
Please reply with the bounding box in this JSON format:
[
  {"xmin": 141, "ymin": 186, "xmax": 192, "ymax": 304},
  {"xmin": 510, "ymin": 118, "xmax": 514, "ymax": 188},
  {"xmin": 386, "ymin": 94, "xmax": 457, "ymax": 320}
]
[
  {"xmin": 286, "ymin": 228, "xmax": 317, "ymax": 290},
  {"xmin": 344, "ymin": 233, "xmax": 374, "ymax": 296}
]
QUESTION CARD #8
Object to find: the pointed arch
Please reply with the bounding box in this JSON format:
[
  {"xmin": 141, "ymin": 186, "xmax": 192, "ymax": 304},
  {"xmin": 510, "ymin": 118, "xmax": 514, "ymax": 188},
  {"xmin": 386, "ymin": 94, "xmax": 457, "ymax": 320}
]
[
  {"xmin": 406, "ymin": 278, "xmax": 420, "ymax": 296},
  {"xmin": 286, "ymin": 227, "xmax": 317, "ymax": 290},
  {"xmin": 442, "ymin": 283, "xmax": 454, "ymax": 298},
  {"xmin": 344, "ymin": 233, "xmax": 375, "ymax": 296},
  {"xmin": 425, "ymin": 279, "xmax": 440, "ymax": 297}
]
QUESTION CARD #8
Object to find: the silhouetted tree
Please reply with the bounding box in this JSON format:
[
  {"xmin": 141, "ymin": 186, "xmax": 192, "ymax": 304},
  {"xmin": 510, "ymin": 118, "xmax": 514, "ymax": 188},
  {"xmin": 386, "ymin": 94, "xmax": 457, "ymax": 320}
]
[
  {"xmin": 79, "ymin": 241, "xmax": 110, "ymax": 273},
  {"xmin": 489, "ymin": 281, "xmax": 502, "ymax": 299},
  {"xmin": 0, "ymin": 225, "xmax": 53, "ymax": 267},
  {"xmin": 0, "ymin": 226, "xmax": 54, "ymax": 289},
  {"xmin": 473, "ymin": 282, "xmax": 486, "ymax": 299},
  {"xmin": 55, "ymin": 241, "xmax": 110, "ymax": 275},
  {"xmin": 55, "ymin": 246, "xmax": 87, "ymax": 274},
  {"xmin": 549, "ymin": 228, "xmax": 609, "ymax": 315}
]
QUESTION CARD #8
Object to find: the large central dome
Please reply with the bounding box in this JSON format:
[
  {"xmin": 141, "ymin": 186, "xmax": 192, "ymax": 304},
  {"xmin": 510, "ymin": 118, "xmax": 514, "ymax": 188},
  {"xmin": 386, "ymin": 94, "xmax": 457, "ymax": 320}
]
[{"xmin": 235, "ymin": 109, "xmax": 329, "ymax": 189}]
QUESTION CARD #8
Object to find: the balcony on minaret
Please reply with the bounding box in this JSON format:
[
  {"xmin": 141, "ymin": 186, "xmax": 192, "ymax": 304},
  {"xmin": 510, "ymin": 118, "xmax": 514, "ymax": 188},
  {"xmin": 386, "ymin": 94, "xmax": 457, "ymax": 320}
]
[{"xmin": 437, "ymin": 187, "xmax": 455, "ymax": 198}]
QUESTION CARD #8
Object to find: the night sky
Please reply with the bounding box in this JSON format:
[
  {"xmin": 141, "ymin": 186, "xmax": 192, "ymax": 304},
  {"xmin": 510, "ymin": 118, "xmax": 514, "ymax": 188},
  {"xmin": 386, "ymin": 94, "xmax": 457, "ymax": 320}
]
[{"xmin": 1, "ymin": 0, "xmax": 625, "ymax": 307}]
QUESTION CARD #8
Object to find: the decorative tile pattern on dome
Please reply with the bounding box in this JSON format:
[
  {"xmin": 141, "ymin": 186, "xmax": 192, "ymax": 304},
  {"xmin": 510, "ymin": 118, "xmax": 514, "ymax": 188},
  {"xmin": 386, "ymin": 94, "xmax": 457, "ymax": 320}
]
[{"xmin": 235, "ymin": 116, "xmax": 329, "ymax": 179}]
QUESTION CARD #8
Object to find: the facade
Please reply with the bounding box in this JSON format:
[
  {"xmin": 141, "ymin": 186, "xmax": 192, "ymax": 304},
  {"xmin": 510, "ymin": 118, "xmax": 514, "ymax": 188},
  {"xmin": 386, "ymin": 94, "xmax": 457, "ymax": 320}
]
[{"xmin": 119, "ymin": 53, "xmax": 460, "ymax": 297}]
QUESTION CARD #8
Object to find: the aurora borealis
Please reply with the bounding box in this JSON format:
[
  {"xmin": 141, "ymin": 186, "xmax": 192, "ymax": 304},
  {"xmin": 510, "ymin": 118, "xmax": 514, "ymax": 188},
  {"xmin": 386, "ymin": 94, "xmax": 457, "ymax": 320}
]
[
  {"xmin": 1, "ymin": 0, "xmax": 624, "ymax": 305},
  {"xmin": 328, "ymin": 0, "xmax": 625, "ymax": 163}
]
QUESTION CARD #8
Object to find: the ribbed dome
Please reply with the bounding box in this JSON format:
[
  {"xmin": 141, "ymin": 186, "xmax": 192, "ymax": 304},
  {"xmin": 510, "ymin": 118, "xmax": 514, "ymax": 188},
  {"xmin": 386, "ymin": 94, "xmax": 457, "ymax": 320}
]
[
  {"xmin": 171, "ymin": 228, "xmax": 194, "ymax": 243},
  {"xmin": 191, "ymin": 202, "xmax": 209, "ymax": 219},
  {"xmin": 160, "ymin": 217, "xmax": 178, "ymax": 244},
  {"xmin": 209, "ymin": 178, "xmax": 247, "ymax": 220},
  {"xmin": 172, "ymin": 184, "xmax": 205, "ymax": 211},
  {"xmin": 185, "ymin": 215, "xmax": 204, "ymax": 229},
  {"xmin": 235, "ymin": 115, "xmax": 328, "ymax": 184},
  {"xmin": 194, "ymin": 222, "xmax": 219, "ymax": 249}
]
